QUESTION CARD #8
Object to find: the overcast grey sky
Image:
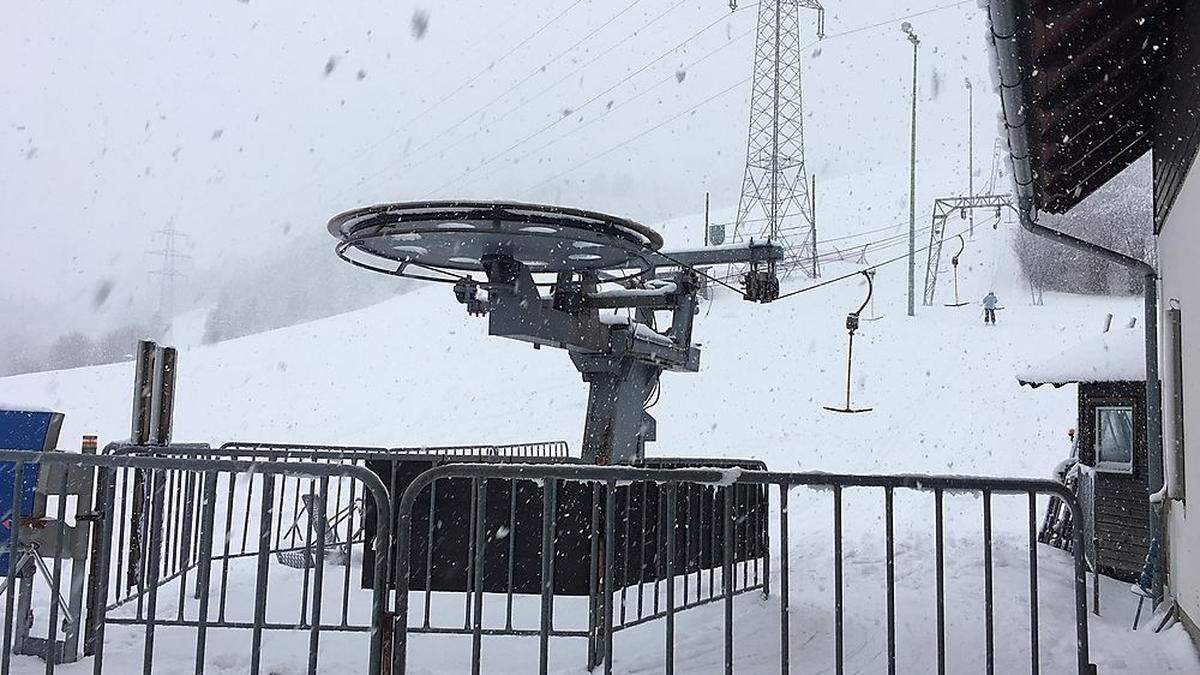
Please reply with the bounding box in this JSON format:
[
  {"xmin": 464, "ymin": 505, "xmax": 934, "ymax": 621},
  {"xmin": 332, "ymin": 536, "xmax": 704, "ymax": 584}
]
[{"xmin": 2, "ymin": 0, "xmax": 998, "ymax": 339}]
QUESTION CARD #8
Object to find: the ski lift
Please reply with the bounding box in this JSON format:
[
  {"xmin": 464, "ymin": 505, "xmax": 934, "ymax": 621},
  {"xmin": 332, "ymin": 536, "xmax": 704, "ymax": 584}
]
[
  {"xmin": 860, "ymin": 268, "xmax": 882, "ymax": 322},
  {"xmin": 944, "ymin": 235, "xmax": 970, "ymax": 308},
  {"xmin": 824, "ymin": 271, "xmax": 874, "ymax": 414}
]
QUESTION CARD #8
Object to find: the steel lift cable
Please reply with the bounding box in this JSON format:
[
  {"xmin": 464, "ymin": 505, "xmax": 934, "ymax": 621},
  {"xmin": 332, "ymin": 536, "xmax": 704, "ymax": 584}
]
[{"xmin": 823, "ymin": 271, "xmax": 875, "ymax": 414}]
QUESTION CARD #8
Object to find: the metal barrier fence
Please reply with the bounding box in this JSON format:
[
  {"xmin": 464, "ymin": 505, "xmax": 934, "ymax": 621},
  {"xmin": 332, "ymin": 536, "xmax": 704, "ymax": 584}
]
[
  {"xmin": 0, "ymin": 449, "xmax": 392, "ymax": 675},
  {"xmin": 386, "ymin": 459, "xmax": 767, "ymax": 672},
  {"xmin": 392, "ymin": 464, "xmax": 1093, "ymax": 675},
  {"xmin": 219, "ymin": 440, "xmax": 572, "ymax": 459}
]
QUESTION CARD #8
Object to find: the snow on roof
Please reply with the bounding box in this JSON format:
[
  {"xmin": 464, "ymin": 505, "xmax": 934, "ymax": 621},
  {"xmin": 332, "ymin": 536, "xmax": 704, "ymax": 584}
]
[{"xmin": 1017, "ymin": 326, "xmax": 1145, "ymax": 388}]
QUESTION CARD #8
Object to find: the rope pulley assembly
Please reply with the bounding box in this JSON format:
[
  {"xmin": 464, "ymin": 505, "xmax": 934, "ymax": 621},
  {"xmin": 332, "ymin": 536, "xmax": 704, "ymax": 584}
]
[
  {"xmin": 824, "ymin": 271, "xmax": 874, "ymax": 414},
  {"xmin": 742, "ymin": 257, "xmax": 779, "ymax": 303},
  {"xmin": 453, "ymin": 278, "xmax": 488, "ymax": 316},
  {"xmin": 944, "ymin": 235, "xmax": 969, "ymax": 308}
]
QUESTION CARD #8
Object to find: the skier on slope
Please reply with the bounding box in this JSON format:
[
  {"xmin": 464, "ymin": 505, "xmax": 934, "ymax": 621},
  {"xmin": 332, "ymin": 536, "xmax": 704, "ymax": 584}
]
[{"xmin": 982, "ymin": 291, "xmax": 999, "ymax": 325}]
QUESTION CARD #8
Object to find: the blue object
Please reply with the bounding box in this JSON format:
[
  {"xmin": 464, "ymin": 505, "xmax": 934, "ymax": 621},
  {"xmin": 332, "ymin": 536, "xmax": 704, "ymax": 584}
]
[
  {"xmin": 982, "ymin": 292, "xmax": 999, "ymax": 309},
  {"xmin": 0, "ymin": 410, "xmax": 63, "ymax": 570},
  {"xmin": 1137, "ymin": 537, "xmax": 1160, "ymax": 594}
]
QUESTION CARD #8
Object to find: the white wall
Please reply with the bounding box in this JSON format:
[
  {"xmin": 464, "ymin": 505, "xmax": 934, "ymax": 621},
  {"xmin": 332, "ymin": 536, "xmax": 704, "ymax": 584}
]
[{"xmin": 1160, "ymin": 157, "xmax": 1200, "ymax": 631}]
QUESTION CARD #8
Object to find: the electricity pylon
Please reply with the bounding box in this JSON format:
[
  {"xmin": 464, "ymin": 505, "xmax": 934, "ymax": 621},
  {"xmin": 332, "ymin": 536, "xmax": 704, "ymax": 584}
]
[
  {"xmin": 147, "ymin": 223, "xmax": 191, "ymax": 323},
  {"xmin": 731, "ymin": 0, "xmax": 825, "ymax": 277}
]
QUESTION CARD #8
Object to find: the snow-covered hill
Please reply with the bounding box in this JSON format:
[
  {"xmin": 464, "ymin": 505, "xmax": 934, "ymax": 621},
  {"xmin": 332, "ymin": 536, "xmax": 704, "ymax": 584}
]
[{"xmin": 3, "ymin": 221, "xmax": 1197, "ymax": 672}]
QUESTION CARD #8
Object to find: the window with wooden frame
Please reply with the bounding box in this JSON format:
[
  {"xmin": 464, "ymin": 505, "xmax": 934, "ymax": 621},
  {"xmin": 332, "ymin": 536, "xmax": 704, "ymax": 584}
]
[{"xmin": 1094, "ymin": 405, "xmax": 1135, "ymax": 474}]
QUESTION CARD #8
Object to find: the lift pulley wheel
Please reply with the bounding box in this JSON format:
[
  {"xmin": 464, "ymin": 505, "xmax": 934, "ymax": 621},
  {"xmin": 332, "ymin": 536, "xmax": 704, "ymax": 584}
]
[{"xmin": 329, "ymin": 200, "xmax": 664, "ymax": 279}]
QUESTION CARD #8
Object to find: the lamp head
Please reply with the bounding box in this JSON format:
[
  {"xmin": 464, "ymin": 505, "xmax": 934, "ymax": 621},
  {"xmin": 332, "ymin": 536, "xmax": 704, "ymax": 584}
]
[{"xmin": 901, "ymin": 22, "xmax": 919, "ymax": 44}]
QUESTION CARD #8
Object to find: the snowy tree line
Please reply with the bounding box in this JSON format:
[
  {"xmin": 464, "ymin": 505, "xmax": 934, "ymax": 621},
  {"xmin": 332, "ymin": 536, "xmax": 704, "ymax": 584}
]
[
  {"xmin": 1013, "ymin": 156, "xmax": 1154, "ymax": 297},
  {"xmin": 0, "ymin": 237, "xmax": 411, "ymax": 377}
]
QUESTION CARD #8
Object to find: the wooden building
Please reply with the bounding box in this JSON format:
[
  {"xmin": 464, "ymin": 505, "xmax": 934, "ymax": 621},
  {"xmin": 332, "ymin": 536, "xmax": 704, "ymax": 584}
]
[{"xmin": 1020, "ymin": 325, "xmax": 1151, "ymax": 581}]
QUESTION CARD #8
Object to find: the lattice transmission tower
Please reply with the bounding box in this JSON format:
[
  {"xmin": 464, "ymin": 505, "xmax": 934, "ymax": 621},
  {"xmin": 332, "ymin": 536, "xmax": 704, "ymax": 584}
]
[
  {"xmin": 147, "ymin": 222, "xmax": 191, "ymax": 323},
  {"xmin": 731, "ymin": 0, "xmax": 825, "ymax": 277}
]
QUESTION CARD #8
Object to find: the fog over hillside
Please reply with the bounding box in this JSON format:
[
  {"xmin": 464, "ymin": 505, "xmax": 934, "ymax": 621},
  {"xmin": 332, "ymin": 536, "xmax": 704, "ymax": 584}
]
[{"xmin": 1, "ymin": 0, "xmax": 1149, "ymax": 375}]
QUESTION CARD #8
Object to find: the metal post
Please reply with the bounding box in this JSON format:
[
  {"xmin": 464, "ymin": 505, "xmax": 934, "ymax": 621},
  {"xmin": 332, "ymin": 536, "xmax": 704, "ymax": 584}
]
[
  {"xmin": 704, "ymin": 192, "xmax": 710, "ymax": 247},
  {"xmin": 1145, "ymin": 272, "xmax": 1164, "ymax": 606},
  {"xmin": 966, "ymin": 78, "xmax": 974, "ymax": 237},
  {"xmin": 811, "ymin": 174, "xmax": 819, "ymax": 277},
  {"xmin": 904, "ymin": 24, "xmax": 919, "ymax": 317},
  {"xmin": 539, "ymin": 479, "xmax": 557, "ymax": 675}
]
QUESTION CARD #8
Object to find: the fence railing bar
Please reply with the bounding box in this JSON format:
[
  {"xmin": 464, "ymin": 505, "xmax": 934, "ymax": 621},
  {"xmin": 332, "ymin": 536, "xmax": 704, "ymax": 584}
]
[
  {"xmin": 621, "ymin": 485, "xmax": 631, "ymax": 627},
  {"xmin": 680, "ymin": 483, "xmax": 689, "ymax": 612},
  {"xmin": 111, "ymin": 469, "xmax": 128, "ymax": 614},
  {"xmin": 833, "ymin": 484, "xmax": 844, "ymax": 675},
  {"xmin": 470, "ymin": 479, "xmax": 488, "ymax": 675},
  {"xmin": 505, "ymin": 479, "xmax": 517, "ymax": 632},
  {"xmin": 538, "ymin": 478, "xmax": 557, "ymax": 675},
  {"xmin": 91, "ymin": 467, "xmax": 118, "ymax": 675},
  {"xmin": 587, "ymin": 482, "xmax": 601, "ymax": 671},
  {"xmin": 193, "ymin": 471, "xmax": 218, "ymax": 675},
  {"xmin": 239, "ymin": 473, "xmax": 255, "ymax": 558},
  {"xmin": 983, "ymin": 488, "xmax": 994, "ymax": 675},
  {"xmin": 342, "ymin": 474, "xmax": 358, "ymax": 628},
  {"xmin": 637, "ymin": 481, "xmax": 647, "ymax": 620},
  {"xmin": 464, "ymin": 478, "xmax": 478, "ymax": 632},
  {"xmin": 248, "ymin": 475, "xmax": 275, "ymax": 675},
  {"xmin": 306, "ymin": 476, "xmax": 329, "ymax": 675},
  {"xmin": 217, "ymin": 473, "xmax": 235, "ymax": 624},
  {"xmin": 885, "ymin": 486, "xmax": 896, "ymax": 675},
  {"xmin": 723, "ymin": 484, "xmax": 734, "ymax": 675},
  {"xmin": 603, "ymin": 480, "xmax": 616, "ymax": 675},
  {"xmin": 935, "ymin": 487, "xmax": 946, "ymax": 675},
  {"xmin": 175, "ymin": 470, "xmax": 196, "ymax": 622},
  {"xmin": 778, "ymin": 484, "xmax": 790, "ymax": 675},
  {"xmin": 422, "ymin": 480, "xmax": 435, "ymax": 630},
  {"xmin": 761, "ymin": 483, "xmax": 771, "ymax": 599},
  {"xmin": 141, "ymin": 470, "xmax": 167, "ymax": 675},
  {"xmin": 46, "ymin": 468, "xmax": 70, "ymax": 674},
  {"xmin": 1, "ymin": 462, "xmax": 23, "ymax": 675},
  {"xmin": 664, "ymin": 482, "xmax": 676, "ymax": 675},
  {"xmin": 299, "ymin": 479, "xmax": 315, "ymax": 628},
  {"xmin": 1028, "ymin": 491, "xmax": 1040, "ymax": 675}
]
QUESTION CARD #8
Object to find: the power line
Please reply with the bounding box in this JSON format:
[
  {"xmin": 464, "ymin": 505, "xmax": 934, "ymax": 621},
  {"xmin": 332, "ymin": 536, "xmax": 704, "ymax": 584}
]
[
  {"xmin": 505, "ymin": 0, "xmax": 977, "ymax": 195},
  {"xmin": 405, "ymin": 0, "xmax": 590, "ymax": 131},
  {"xmin": 424, "ymin": 0, "xmax": 695, "ymax": 180},
  {"xmin": 428, "ymin": 3, "xmax": 754, "ymax": 194},
  {"xmin": 351, "ymin": 0, "xmax": 651, "ymax": 193},
  {"xmin": 519, "ymin": 76, "xmax": 751, "ymax": 195}
]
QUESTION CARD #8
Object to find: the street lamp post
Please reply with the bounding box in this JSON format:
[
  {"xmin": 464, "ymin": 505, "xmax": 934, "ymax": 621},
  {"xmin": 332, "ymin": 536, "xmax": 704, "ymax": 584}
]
[
  {"xmin": 902, "ymin": 22, "xmax": 919, "ymax": 317},
  {"xmin": 966, "ymin": 78, "xmax": 974, "ymax": 238}
]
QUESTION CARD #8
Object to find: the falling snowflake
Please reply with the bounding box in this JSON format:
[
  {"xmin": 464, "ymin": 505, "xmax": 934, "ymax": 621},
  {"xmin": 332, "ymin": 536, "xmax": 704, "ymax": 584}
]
[
  {"xmin": 324, "ymin": 56, "xmax": 338, "ymax": 76},
  {"xmin": 411, "ymin": 9, "xmax": 430, "ymax": 40},
  {"xmin": 675, "ymin": 69, "xmax": 687, "ymax": 83}
]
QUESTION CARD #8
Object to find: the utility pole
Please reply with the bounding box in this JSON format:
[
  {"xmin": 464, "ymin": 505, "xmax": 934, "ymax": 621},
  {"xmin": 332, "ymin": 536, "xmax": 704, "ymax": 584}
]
[
  {"xmin": 811, "ymin": 174, "xmax": 819, "ymax": 277},
  {"xmin": 704, "ymin": 192, "xmax": 711, "ymax": 246},
  {"xmin": 966, "ymin": 78, "xmax": 974, "ymax": 238},
  {"xmin": 147, "ymin": 223, "xmax": 191, "ymax": 326},
  {"xmin": 903, "ymin": 22, "xmax": 920, "ymax": 317}
]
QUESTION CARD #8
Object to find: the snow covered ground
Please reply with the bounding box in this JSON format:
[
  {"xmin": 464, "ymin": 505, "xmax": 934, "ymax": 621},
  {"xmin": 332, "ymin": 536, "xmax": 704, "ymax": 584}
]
[{"xmin": 1, "ymin": 222, "xmax": 1197, "ymax": 672}]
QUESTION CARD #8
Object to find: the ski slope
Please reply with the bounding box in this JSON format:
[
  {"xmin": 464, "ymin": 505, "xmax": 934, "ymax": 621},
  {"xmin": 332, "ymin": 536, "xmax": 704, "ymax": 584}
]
[{"xmin": 1, "ymin": 222, "xmax": 1197, "ymax": 672}]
